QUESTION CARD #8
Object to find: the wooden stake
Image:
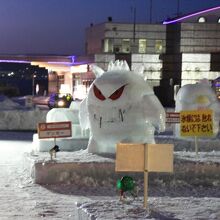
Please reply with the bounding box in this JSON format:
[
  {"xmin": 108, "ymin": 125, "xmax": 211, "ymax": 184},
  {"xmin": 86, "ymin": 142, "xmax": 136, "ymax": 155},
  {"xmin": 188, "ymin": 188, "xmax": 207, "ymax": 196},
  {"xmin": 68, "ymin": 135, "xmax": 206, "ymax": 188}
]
[
  {"xmin": 144, "ymin": 144, "xmax": 148, "ymax": 208},
  {"xmin": 195, "ymin": 136, "xmax": 198, "ymax": 157}
]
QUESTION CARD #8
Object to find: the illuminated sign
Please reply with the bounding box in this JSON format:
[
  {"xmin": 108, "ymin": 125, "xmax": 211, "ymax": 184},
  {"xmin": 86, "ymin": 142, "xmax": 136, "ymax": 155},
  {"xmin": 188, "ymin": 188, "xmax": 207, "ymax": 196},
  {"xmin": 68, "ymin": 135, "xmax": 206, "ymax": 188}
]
[{"xmin": 180, "ymin": 110, "xmax": 213, "ymax": 137}]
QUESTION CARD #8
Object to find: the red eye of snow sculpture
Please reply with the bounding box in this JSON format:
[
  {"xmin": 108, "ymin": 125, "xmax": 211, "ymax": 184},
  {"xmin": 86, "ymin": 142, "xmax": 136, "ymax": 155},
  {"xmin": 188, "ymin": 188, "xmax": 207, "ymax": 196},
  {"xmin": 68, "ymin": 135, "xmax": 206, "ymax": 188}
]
[
  {"xmin": 93, "ymin": 84, "xmax": 106, "ymax": 101},
  {"xmin": 109, "ymin": 85, "xmax": 126, "ymax": 100}
]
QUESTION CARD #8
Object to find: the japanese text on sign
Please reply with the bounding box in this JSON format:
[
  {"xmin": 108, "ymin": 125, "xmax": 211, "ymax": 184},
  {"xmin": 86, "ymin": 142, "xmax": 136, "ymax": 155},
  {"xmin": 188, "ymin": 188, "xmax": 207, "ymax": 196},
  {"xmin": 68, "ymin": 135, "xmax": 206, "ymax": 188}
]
[
  {"xmin": 38, "ymin": 121, "xmax": 72, "ymax": 139},
  {"xmin": 166, "ymin": 112, "xmax": 180, "ymax": 123},
  {"xmin": 180, "ymin": 110, "xmax": 213, "ymax": 137}
]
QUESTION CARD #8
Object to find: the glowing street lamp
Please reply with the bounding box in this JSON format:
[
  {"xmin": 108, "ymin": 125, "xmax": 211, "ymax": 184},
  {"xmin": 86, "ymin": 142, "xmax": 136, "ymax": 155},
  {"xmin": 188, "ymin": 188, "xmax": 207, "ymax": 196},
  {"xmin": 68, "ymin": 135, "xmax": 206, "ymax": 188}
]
[{"xmin": 32, "ymin": 74, "xmax": 36, "ymax": 96}]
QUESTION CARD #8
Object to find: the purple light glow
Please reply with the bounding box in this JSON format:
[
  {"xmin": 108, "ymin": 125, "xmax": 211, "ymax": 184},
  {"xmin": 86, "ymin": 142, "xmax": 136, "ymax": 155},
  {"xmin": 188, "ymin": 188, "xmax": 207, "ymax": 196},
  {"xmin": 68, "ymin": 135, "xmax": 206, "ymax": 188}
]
[
  {"xmin": 72, "ymin": 61, "xmax": 90, "ymax": 65},
  {"xmin": 163, "ymin": 6, "xmax": 220, "ymax": 25},
  {"xmin": 47, "ymin": 61, "xmax": 73, "ymax": 65},
  {"xmin": 48, "ymin": 55, "xmax": 76, "ymax": 65},
  {"xmin": 0, "ymin": 60, "xmax": 30, "ymax": 63},
  {"xmin": 69, "ymin": 55, "xmax": 75, "ymax": 63}
]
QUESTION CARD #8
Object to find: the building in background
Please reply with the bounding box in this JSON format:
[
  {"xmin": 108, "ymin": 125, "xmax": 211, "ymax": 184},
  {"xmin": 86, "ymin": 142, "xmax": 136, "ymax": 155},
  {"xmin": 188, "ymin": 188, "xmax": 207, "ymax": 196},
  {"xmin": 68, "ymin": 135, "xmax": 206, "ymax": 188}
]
[
  {"xmin": 0, "ymin": 62, "xmax": 48, "ymax": 96},
  {"xmin": 1, "ymin": 6, "xmax": 220, "ymax": 106},
  {"xmin": 0, "ymin": 55, "xmax": 94, "ymax": 100},
  {"xmin": 84, "ymin": 6, "xmax": 220, "ymax": 106}
]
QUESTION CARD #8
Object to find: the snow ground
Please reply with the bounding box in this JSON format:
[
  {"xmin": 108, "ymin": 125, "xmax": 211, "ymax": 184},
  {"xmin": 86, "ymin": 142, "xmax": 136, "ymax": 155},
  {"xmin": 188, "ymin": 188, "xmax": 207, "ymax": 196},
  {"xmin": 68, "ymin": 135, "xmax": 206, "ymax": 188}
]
[
  {"xmin": 76, "ymin": 197, "xmax": 220, "ymax": 220},
  {"xmin": 0, "ymin": 137, "xmax": 91, "ymax": 219},
  {"xmin": 0, "ymin": 131, "xmax": 219, "ymax": 219}
]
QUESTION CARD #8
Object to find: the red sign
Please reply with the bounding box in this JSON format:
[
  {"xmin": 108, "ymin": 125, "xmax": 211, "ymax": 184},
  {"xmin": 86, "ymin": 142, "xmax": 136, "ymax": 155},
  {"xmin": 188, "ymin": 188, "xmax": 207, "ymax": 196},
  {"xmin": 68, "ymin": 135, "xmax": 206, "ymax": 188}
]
[
  {"xmin": 166, "ymin": 112, "xmax": 180, "ymax": 123},
  {"xmin": 38, "ymin": 121, "xmax": 72, "ymax": 139}
]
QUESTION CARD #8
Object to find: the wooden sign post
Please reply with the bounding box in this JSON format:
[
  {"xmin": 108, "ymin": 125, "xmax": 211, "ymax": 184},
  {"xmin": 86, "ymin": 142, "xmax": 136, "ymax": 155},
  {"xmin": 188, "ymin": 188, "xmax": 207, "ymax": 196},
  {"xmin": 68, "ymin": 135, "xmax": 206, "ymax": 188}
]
[
  {"xmin": 115, "ymin": 143, "xmax": 173, "ymax": 208},
  {"xmin": 38, "ymin": 121, "xmax": 72, "ymax": 159}
]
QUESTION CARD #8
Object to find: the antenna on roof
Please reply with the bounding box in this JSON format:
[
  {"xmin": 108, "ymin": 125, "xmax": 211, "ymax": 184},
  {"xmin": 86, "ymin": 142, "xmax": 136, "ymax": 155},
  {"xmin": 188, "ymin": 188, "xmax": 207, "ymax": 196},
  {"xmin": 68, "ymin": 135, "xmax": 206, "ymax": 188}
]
[
  {"xmin": 177, "ymin": 0, "xmax": 180, "ymax": 16},
  {"xmin": 133, "ymin": 6, "xmax": 136, "ymax": 42},
  {"xmin": 131, "ymin": 1, "xmax": 136, "ymax": 42}
]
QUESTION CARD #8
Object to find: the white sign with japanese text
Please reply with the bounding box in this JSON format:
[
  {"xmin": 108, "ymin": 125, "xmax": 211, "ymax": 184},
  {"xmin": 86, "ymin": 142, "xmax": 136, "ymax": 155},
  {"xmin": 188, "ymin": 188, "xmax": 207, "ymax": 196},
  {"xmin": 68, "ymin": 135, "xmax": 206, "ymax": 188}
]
[{"xmin": 38, "ymin": 121, "xmax": 72, "ymax": 139}]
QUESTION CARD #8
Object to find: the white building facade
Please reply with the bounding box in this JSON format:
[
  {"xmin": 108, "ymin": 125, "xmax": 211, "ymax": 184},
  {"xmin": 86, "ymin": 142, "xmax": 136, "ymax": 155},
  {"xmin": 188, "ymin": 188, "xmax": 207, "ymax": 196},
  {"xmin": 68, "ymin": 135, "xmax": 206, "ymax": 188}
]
[{"xmin": 83, "ymin": 6, "xmax": 220, "ymax": 106}]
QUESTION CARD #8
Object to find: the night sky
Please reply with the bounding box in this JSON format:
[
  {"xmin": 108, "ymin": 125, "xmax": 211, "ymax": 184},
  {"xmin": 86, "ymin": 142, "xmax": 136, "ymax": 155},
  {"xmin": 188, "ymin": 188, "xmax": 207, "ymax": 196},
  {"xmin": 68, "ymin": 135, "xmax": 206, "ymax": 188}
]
[{"xmin": 0, "ymin": 0, "xmax": 219, "ymax": 56}]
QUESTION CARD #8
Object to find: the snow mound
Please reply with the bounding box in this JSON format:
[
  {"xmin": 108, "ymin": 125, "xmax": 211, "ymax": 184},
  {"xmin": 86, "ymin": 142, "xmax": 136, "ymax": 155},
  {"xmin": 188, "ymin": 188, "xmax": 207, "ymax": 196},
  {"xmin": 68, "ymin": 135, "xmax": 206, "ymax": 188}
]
[{"xmin": 0, "ymin": 95, "xmax": 25, "ymax": 110}]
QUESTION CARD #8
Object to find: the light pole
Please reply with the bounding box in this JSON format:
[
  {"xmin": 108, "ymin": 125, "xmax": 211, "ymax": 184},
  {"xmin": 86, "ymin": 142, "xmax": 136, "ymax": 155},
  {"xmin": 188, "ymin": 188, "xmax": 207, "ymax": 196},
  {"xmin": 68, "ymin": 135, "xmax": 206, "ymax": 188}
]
[{"xmin": 32, "ymin": 73, "xmax": 36, "ymax": 96}]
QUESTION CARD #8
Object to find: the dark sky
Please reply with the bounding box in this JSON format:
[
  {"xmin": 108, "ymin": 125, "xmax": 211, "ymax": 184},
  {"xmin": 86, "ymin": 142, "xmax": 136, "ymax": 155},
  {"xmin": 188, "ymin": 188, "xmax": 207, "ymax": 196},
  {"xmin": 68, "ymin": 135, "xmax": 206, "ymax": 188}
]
[{"xmin": 0, "ymin": 0, "xmax": 219, "ymax": 56}]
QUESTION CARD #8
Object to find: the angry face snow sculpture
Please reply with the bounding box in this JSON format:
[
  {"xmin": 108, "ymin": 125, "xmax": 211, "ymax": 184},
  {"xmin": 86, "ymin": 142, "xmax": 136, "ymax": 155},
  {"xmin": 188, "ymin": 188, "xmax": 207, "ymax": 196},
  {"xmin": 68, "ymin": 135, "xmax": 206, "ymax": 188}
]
[{"xmin": 79, "ymin": 60, "xmax": 166, "ymax": 154}]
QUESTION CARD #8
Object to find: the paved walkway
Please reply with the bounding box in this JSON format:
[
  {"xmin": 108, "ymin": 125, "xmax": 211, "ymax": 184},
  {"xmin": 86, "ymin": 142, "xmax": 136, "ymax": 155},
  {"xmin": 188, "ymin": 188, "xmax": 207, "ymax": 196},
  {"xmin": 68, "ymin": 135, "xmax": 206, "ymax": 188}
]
[{"xmin": 0, "ymin": 140, "xmax": 85, "ymax": 220}]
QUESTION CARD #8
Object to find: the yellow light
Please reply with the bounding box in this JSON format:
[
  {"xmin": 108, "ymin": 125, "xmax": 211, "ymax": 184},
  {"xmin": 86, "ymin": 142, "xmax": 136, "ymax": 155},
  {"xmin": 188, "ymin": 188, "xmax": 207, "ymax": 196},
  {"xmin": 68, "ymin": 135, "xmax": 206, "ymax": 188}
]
[{"xmin": 58, "ymin": 100, "xmax": 65, "ymax": 107}]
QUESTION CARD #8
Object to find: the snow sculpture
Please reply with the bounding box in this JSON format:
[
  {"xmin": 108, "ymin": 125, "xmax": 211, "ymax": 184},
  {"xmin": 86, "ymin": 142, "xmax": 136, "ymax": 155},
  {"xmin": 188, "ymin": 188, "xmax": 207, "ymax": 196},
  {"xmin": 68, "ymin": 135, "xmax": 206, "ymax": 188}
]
[
  {"xmin": 46, "ymin": 102, "xmax": 87, "ymax": 138},
  {"xmin": 33, "ymin": 101, "xmax": 89, "ymax": 153},
  {"xmin": 175, "ymin": 81, "xmax": 220, "ymax": 137},
  {"xmin": 79, "ymin": 60, "xmax": 166, "ymax": 154}
]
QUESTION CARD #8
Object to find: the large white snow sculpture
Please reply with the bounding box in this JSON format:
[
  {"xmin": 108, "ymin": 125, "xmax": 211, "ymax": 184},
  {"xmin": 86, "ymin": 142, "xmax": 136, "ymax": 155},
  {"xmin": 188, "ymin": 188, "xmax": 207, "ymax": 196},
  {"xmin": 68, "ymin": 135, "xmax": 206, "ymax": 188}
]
[
  {"xmin": 175, "ymin": 81, "xmax": 220, "ymax": 137},
  {"xmin": 79, "ymin": 60, "xmax": 166, "ymax": 154}
]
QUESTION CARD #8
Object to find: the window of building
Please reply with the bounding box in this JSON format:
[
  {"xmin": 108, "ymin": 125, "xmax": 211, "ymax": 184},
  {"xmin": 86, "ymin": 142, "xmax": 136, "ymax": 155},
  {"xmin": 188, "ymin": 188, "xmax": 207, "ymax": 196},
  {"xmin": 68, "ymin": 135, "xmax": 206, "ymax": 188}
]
[
  {"xmin": 57, "ymin": 74, "xmax": 65, "ymax": 92},
  {"xmin": 104, "ymin": 39, "xmax": 113, "ymax": 53},
  {"xmin": 138, "ymin": 39, "xmax": 147, "ymax": 53},
  {"xmin": 155, "ymin": 40, "xmax": 163, "ymax": 53},
  {"xmin": 122, "ymin": 39, "xmax": 130, "ymax": 53},
  {"xmin": 113, "ymin": 46, "xmax": 120, "ymax": 53},
  {"xmin": 58, "ymin": 75, "xmax": 64, "ymax": 83},
  {"xmin": 198, "ymin": 17, "xmax": 206, "ymax": 23}
]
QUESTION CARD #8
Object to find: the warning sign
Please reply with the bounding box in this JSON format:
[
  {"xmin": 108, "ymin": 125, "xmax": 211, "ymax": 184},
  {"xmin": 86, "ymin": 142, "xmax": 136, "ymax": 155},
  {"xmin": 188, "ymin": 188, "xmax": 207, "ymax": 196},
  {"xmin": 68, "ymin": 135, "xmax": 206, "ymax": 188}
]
[
  {"xmin": 180, "ymin": 110, "xmax": 213, "ymax": 137},
  {"xmin": 38, "ymin": 121, "xmax": 72, "ymax": 139},
  {"xmin": 166, "ymin": 112, "xmax": 180, "ymax": 123}
]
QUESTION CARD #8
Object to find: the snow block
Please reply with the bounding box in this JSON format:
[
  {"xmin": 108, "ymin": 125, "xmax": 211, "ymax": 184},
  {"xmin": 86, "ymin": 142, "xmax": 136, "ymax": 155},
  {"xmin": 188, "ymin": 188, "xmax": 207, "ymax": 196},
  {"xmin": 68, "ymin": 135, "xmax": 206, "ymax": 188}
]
[
  {"xmin": 24, "ymin": 150, "xmax": 116, "ymax": 185},
  {"xmin": 23, "ymin": 150, "xmax": 220, "ymax": 186},
  {"xmin": 155, "ymin": 135, "xmax": 220, "ymax": 152},
  {"xmin": 32, "ymin": 134, "xmax": 89, "ymax": 152}
]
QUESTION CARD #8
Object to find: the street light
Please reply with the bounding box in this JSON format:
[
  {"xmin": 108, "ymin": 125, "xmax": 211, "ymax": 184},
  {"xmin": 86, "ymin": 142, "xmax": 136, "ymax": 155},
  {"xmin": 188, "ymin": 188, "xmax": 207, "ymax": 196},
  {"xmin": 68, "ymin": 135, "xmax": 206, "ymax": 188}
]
[{"xmin": 32, "ymin": 73, "xmax": 36, "ymax": 96}]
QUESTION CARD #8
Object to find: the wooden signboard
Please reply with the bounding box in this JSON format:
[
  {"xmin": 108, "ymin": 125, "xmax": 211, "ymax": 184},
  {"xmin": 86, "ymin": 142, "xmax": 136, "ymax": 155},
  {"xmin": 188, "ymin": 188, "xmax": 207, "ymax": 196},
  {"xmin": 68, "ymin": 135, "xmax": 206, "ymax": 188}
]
[
  {"xmin": 115, "ymin": 143, "xmax": 173, "ymax": 208},
  {"xmin": 115, "ymin": 143, "xmax": 173, "ymax": 172}
]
